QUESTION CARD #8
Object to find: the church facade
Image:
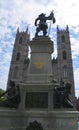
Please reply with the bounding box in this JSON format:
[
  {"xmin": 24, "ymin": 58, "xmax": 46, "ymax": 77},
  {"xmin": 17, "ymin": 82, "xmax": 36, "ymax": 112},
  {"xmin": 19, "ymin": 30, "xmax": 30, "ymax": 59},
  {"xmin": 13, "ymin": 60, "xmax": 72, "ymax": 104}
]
[{"xmin": 7, "ymin": 26, "xmax": 75, "ymax": 103}]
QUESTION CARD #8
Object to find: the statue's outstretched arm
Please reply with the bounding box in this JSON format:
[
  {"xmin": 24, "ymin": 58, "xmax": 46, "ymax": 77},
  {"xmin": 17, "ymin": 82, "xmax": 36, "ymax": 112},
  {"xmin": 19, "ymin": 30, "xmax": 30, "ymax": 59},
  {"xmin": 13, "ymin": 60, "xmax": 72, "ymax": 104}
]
[{"xmin": 46, "ymin": 11, "xmax": 56, "ymax": 23}]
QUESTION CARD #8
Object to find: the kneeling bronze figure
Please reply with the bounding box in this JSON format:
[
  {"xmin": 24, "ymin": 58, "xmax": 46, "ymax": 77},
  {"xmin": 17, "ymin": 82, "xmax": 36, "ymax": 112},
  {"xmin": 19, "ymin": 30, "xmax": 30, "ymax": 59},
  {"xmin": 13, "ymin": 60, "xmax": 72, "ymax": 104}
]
[{"xmin": 53, "ymin": 82, "xmax": 73, "ymax": 108}]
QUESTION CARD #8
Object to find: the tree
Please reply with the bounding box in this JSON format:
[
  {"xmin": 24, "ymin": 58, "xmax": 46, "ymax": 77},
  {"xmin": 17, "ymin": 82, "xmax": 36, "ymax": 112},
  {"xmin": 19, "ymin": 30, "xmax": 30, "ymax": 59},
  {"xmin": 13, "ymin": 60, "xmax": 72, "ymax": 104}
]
[{"xmin": 0, "ymin": 89, "xmax": 5, "ymax": 101}]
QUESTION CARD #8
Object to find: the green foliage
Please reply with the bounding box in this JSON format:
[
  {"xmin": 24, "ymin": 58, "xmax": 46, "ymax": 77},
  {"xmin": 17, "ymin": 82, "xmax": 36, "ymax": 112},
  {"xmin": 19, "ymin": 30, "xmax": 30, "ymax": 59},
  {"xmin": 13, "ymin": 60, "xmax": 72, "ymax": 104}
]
[{"xmin": 0, "ymin": 89, "xmax": 5, "ymax": 101}]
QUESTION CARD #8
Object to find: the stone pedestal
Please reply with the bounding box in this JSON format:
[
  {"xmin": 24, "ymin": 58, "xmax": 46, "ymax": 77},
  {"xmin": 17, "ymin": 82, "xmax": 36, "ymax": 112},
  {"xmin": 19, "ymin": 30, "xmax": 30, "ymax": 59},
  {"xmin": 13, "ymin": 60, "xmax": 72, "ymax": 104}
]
[
  {"xmin": 0, "ymin": 36, "xmax": 78, "ymax": 130},
  {"xmin": 0, "ymin": 109, "xmax": 78, "ymax": 130},
  {"xmin": 19, "ymin": 36, "xmax": 55, "ymax": 111},
  {"xmin": 23, "ymin": 36, "xmax": 54, "ymax": 83}
]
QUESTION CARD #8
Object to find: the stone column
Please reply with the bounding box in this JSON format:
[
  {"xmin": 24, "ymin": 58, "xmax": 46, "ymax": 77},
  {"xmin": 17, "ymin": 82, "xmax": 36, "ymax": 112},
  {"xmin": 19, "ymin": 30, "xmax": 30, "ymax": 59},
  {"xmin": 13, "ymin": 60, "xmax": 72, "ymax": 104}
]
[
  {"xmin": 48, "ymin": 88, "xmax": 54, "ymax": 110},
  {"xmin": 19, "ymin": 85, "xmax": 26, "ymax": 110}
]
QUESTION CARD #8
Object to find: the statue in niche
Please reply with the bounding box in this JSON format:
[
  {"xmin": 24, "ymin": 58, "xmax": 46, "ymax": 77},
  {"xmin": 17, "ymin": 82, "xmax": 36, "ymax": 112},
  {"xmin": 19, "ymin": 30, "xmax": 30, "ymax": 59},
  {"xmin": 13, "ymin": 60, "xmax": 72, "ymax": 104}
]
[
  {"xmin": 0, "ymin": 80, "xmax": 20, "ymax": 108},
  {"xmin": 53, "ymin": 82, "xmax": 74, "ymax": 108},
  {"xmin": 26, "ymin": 121, "xmax": 43, "ymax": 130},
  {"xmin": 34, "ymin": 11, "xmax": 56, "ymax": 37}
]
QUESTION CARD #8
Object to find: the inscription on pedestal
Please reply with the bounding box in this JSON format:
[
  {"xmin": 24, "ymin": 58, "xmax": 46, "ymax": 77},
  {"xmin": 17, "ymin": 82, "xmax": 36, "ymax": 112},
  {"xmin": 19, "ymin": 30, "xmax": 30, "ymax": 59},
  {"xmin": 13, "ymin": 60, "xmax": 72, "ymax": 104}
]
[
  {"xmin": 25, "ymin": 92, "xmax": 48, "ymax": 108},
  {"xmin": 33, "ymin": 61, "xmax": 45, "ymax": 69}
]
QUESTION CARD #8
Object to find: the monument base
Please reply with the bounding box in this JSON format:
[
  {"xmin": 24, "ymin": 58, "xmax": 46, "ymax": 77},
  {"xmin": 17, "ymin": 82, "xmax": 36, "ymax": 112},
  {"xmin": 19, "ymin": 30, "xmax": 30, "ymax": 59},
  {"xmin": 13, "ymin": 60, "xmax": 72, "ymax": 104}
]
[
  {"xmin": 0, "ymin": 36, "xmax": 78, "ymax": 130},
  {"xmin": 0, "ymin": 108, "xmax": 78, "ymax": 130}
]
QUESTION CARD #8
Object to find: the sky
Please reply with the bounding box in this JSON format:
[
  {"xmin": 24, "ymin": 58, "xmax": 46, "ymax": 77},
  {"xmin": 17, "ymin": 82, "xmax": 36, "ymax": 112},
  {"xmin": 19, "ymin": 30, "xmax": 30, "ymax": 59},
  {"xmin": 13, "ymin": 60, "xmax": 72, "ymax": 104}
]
[{"xmin": 0, "ymin": 0, "xmax": 79, "ymax": 98}]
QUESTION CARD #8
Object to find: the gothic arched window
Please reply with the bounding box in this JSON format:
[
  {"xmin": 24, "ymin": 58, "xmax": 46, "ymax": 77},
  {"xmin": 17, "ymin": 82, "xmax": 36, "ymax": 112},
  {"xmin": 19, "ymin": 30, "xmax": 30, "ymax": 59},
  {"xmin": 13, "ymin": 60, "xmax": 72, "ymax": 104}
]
[
  {"xmin": 13, "ymin": 66, "xmax": 18, "ymax": 78},
  {"xmin": 62, "ymin": 35, "xmax": 65, "ymax": 42},
  {"xmin": 19, "ymin": 37, "xmax": 22, "ymax": 44},
  {"xmin": 16, "ymin": 52, "xmax": 21, "ymax": 61},
  {"xmin": 63, "ymin": 65, "xmax": 67, "ymax": 78},
  {"xmin": 62, "ymin": 51, "xmax": 67, "ymax": 60}
]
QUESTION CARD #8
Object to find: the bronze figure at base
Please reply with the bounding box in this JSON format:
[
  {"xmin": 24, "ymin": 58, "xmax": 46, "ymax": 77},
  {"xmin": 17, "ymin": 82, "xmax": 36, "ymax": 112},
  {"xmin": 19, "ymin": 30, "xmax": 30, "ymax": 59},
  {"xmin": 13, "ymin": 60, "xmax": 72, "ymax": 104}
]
[
  {"xmin": 26, "ymin": 121, "xmax": 43, "ymax": 130},
  {"xmin": 0, "ymin": 80, "xmax": 20, "ymax": 108},
  {"xmin": 53, "ymin": 82, "xmax": 74, "ymax": 108}
]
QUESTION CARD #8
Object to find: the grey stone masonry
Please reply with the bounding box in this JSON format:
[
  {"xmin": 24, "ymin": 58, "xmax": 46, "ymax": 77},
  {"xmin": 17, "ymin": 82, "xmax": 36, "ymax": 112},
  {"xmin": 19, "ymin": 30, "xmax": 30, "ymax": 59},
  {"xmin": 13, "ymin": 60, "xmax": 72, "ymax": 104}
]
[
  {"xmin": 0, "ymin": 108, "xmax": 78, "ymax": 130},
  {"xmin": 24, "ymin": 36, "xmax": 54, "ymax": 84}
]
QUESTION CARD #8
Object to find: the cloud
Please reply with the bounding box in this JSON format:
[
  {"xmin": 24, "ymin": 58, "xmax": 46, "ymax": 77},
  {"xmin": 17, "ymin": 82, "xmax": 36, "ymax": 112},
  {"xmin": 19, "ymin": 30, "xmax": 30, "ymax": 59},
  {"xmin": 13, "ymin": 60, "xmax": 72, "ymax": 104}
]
[
  {"xmin": 70, "ymin": 37, "xmax": 79, "ymax": 60},
  {"xmin": 74, "ymin": 68, "xmax": 79, "ymax": 98},
  {"xmin": 74, "ymin": 68, "xmax": 79, "ymax": 88},
  {"xmin": 75, "ymin": 90, "xmax": 79, "ymax": 98},
  {"xmin": 53, "ymin": 0, "xmax": 79, "ymax": 27}
]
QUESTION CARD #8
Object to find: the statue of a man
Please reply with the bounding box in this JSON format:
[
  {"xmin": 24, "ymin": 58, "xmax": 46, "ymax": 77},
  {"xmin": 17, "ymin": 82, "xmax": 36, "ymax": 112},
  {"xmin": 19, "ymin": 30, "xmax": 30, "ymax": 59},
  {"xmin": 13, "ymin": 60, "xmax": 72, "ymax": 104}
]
[
  {"xmin": 34, "ymin": 11, "xmax": 56, "ymax": 37},
  {"xmin": 0, "ymin": 80, "xmax": 20, "ymax": 108},
  {"xmin": 53, "ymin": 82, "xmax": 73, "ymax": 108}
]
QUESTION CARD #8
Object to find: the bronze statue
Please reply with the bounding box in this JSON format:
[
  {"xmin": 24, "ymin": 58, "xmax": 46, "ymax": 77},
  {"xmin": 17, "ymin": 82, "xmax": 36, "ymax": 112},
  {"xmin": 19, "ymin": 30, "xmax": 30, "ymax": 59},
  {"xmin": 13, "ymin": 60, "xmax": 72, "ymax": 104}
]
[
  {"xmin": 53, "ymin": 82, "xmax": 73, "ymax": 108},
  {"xmin": 34, "ymin": 11, "xmax": 56, "ymax": 37},
  {"xmin": 0, "ymin": 80, "xmax": 20, "ymax": 108},
  {"xmin": 26, "ymin": 121, "xmax": 43, "ymax": 130}
]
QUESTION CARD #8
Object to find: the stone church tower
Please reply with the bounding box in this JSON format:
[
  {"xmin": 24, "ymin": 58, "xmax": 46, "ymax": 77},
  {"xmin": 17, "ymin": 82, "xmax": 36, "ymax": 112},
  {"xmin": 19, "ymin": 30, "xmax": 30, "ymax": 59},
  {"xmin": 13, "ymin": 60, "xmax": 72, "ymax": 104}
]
[
  {"xmin": 57, "ymin": 26, "xmax": 75, "ymax": 102},
  {"xmin": 7, "ymin": 27, "xmax": 30, "ymax": 86},
  {"xmin": 53, "ymin": 26, "xmax": 75, "ymax": 102}
]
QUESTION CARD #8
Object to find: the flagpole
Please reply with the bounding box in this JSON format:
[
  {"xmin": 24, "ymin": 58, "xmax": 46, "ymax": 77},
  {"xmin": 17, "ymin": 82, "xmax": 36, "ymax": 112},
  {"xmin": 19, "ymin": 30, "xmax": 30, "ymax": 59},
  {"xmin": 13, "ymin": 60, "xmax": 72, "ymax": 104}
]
[{"xmin": 48, "ymin": 20, "xmax": 51, "ymax": 36}]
